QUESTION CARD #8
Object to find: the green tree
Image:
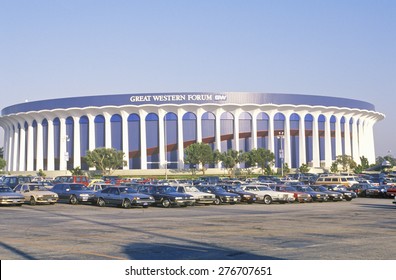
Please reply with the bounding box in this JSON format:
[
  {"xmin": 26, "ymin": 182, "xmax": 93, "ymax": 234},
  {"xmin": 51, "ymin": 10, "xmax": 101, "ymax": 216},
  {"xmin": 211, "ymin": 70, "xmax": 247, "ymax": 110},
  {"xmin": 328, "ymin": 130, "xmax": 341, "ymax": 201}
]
[
  {"xmin": 69, "ymin": 166, "xmax": 84, "ymax": 175},
  {"xmin": 330, "ymin": 162, "xmax": 339, "ymax": 173},
  {"xmin": 220, "ymin": 150, "xmax": 245, "ymax": 177},
  {"xmin": 84, "ymin": 148, "xmax": 127, "ymax": 175},
  {"xmin": 249, "ymin": 148, "xmax": 275, "ymax": 174},
  {"xmin": 37, "ymin": 169, "xmax": 46, "ymax": 177},
  {"xmin": 282, "ymin": 163, "xmax": 290, "ymax": 175},
  {"xmin": 298, "ymin": 163, "xmax": 310, "ymax": 173},
  {"xmin": 354, "ymin": 156, "xmax": 370, "ymax": 174},
  {"xmin": 184, "ymin": 142, "xmax": 214, "ymax": 175},
  {"xmin": 335, "ymin": 155, "xmax": 356, "ymax": 174},
  {"xmin": 0, "ymin": 158, "xmax": 6, "ymax": 171}
]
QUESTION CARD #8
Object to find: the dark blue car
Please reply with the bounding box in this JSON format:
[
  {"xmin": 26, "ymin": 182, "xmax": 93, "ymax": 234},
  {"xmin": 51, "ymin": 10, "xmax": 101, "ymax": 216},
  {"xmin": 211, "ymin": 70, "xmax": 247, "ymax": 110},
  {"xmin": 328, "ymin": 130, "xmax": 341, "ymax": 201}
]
[{"xmin": 51, "ymin": 183, "xmax": 95, "ymax": 204}]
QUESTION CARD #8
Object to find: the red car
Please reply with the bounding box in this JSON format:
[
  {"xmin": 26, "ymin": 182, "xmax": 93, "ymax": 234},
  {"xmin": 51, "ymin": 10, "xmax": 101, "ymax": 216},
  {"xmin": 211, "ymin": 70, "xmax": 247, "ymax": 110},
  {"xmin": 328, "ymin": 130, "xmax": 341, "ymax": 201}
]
[{"xmin": 273, "ymin": 185, "xmax": 313, "ymax": 202}]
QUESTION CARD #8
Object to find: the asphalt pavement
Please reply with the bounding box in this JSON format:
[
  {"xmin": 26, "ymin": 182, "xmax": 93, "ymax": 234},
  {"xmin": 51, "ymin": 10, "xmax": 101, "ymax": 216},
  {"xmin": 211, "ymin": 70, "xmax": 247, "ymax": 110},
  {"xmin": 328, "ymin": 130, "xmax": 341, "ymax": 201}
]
[{"xmin": 1, "ymin": 197, "xmax": 395, "ymax": 260}]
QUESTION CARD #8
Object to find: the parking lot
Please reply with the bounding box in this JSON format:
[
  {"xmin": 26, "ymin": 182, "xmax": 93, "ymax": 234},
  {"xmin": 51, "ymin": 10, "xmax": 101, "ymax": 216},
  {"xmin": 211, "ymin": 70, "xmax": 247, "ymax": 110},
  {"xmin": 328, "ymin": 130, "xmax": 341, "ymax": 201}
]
[{"xmin": 1, "ymin": 198, "xmax": 395, "ymax": 260}]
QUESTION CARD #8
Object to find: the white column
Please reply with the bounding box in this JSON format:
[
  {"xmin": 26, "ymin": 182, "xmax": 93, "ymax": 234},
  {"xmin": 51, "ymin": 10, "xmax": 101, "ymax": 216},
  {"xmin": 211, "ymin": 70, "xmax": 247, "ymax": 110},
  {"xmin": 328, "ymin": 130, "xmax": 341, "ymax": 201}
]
[
  {"xmin": 177, "ymin": 109, "xmax": 185, "ymax": 169},
  {"xmin": 351, "ymin": 116, "xmax": 360, "ymax": 162},
  {"xmin": 251, "ymin": 111, "xmax": 258, "ymax": 150},
  {"xmin": 233, "ymin": 109, "xmax": 241, "ymax": 152},
  {"xmin": 47, "ymin": 119, "xmax": 55, "ymax": 171},
  {"xmin": 26, "ymin": 121, "xmax": 34, "ymax": 171},
  {"xmin": 268, "ymin": 112, "xmax": 275, "ymax": 153},
  {"xmin": 215, "ymin": 109, "xmax": 222, "ymax": 153},
  {"xmin": 5, "ymin": 123, "xmax": 13, "ymax": 172},
  {"xmin": 344, "ymin": 116, "xmax": 352, "ymax": 156},
  {"xmin": 59, "ymin": 117, "xmax": 68, "ymax": 171},
  {"xmin": 158, "ymin": 109, "xmax": 166, "ymax": 169},
  {"xmin": 12, "ymin": 123, "xmax": 19, "ymax": 171},
  {"xmin": 139, "ymin": 109, "xmax": 148, "ymax": 170},
  {"xmin": 196, "ymin": 108, "xmax": 203, "ymax": 143},
  {"xmin": 104, "ymin": 112, "xmax": 112, "ymax": 149},
  {"xmin": 298, "ymin": 112, "xmax": 306, "ymax": 167},
  {"xmin": 283, "ymin": 112, "xmax": 291, "ymax": 168},
  {"xmin": 334, "ymin": 114, "xmax": 343, "ymax": 157},
  {"xmin": 19, "ymin": 122, "xmax": 26, "ymax": 171},
  {"xmin": 215, "ymin": 109, "xmax": 223, "ymax": 168},
  {"xmin": 73, "ymin": 116, "xmax": 81, "ymax": 168},
  {"xmin": 87, "ymin": 114, "xmax": 96, "ymax": 151},
  {"xmin": 121, "ymin": 111, "xmax": 130, "ymax": 170},
  {"xmin": 324, "ymin": 113, "xmax": 333, "ymax": 168},
  {"xmin": 312, "ymin": 113, "xmax": 320, "ymax": 167},
  {"xmin": 358, "ymin": 117, "xmax": 365, "ymax": 162},
  {"xmin": 36, "ymin": 121, "xmax": 44, "ymax": 171}
]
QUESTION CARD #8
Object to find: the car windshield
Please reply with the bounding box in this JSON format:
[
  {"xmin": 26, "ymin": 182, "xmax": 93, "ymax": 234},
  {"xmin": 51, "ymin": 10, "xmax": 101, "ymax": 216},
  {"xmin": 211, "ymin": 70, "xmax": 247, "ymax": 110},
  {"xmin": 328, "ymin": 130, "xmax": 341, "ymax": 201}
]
[
  {"xmin": 28, "ymin": 185, "xmax": 48, "ymax": 191},
  {"xmin": 70, "ymin": 185, "xmax": 85, "ymax": 191},
  {"xmin": 213, "ymin": 187, "xmax": 225, "ymax": 192},
  {"xmin": 0, "ymin": 187, "xmax": 13, "ymax": 192},
  {"xmin": 119, "ymin": 187, "xmax": 137, "ymax": 194},
  {"xmin": 184, "ymin": 186, "xmax": 200, "ymax": 192},
  {"xmin": 334, "ymin": 186, "xmax": 347, "ymax": 191},
  {"xmin": 316, "ymin": 186, "xmax": 328, "ymax": 192},
  {"xmin": 230, "ymin": 187, "xmax": 244, "ymax": 192},
  {"xmin": 257, "ymin": 186, "xmax": 271, "ymax": 191},
  {"xmin": 298, "ymin": 186, "xmax": 314, "ymax": 192},
  {"xmin": 157, "ymin": 186, "xmax": 177, "ymax": 194},
  {"xmin": 283, "ymin": 186, "xmax": 297, "ymax": 192}
]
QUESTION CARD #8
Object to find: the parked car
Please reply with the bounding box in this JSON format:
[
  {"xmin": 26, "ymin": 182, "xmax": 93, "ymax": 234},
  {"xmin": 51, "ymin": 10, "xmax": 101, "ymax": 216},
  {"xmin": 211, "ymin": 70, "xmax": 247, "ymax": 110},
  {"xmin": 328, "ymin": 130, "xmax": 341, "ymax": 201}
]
[
  {"xmin": 393, "ymin": 196, "xmax": 396, "ymax": 205},
  {"xmin": 240, "ymin": 185, "xmax": 295, "ymax": 204},
  {"xmin": 14, "ymin": 183, "xmax": 58, "ymax": 205},
  {"xmin": 51, "ymin": 183, "xmax": 95, "ymax": 204},
  {"xmin": 0, "ymin": 186, "xmax": 25, "ymax": 206},
  {"xmin": 53, "ymin": 175, "xmax": 90, "ymax": 186},
  {"xmin": 197, "ymin": 186, "xmax": 241, "ymax": 205},
  {"xmin": 386, "ymin": 186, "xmax": 396, "ymax": 198},
  {"xmin": 294, "ymin": 185, "xmax": 329, "ymax": 202},
  {"xmin": 219, "ymin": 185, "xmax": 257, "ymax": 204},
  {"xmin": 137, "ymin": 185, "xmax": 195, "ymax": 208},
  {"xmin": 94, "ymin": 186, "xmax": 155, "ymax": 208},
  {"xmin": 1, "ymin": 176, "xmax": 32, "ymax": 189},
  {"xmin": 349, "ymin": 183, "xmax": 387, "ymax": 197},
  {"xmin": 175, "ymin": 185, "xmax": 216, "ymax": 205},
  {"xmin": 88, "ymin": 183, "xmax": 112, "ymax": 192},
  {"xmin": 325, "ymin": 185, "xmax": 357, "ymax": 201},
  {"xmin": 272, "ymin": 185, "xmax": 313, "ymax": 203},
  {"xmin": 310, "ymin": 185, "xmax": 344, "ymax": 201}
]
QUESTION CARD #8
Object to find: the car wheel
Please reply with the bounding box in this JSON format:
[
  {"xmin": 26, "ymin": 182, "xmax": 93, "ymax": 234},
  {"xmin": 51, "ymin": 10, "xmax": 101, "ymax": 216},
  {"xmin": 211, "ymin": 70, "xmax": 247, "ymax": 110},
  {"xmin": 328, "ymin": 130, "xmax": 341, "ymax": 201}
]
[
  {"xmin": 346, "ymin": 197, "xmax": 352, "ymax": 201},
  {"xmin": 69, "ymin": 195, "xmax": 78, "ymax": 205},
  {"xmin": 30, "ymin": 196, "xmax": 36, "ymax": 206},
  {"xmin": 97, "ymin": 198, "xmax": 106, "ymax": 207},
  {"xmin": 122, "ymin": 199, "xmax": 132, "ymax": 209},
  {"xmin": 161, "ymin": 199, "xmax": 171, "ymax": 208},
  {"xmin": 214, "ymin": 198, "xmax": 221, "ymax": 205},
  {"xmin": 263, "ymin": 195, "xmax": 272, "ymax": 205}
]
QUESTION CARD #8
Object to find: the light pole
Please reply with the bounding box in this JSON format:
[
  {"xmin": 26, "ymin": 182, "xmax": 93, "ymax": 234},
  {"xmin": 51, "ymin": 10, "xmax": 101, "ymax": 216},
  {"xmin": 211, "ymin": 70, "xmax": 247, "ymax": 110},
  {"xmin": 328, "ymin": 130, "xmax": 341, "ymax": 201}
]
[{"xmin": 277, "ymin": 131, "xmax": 284, "ymax": 177}]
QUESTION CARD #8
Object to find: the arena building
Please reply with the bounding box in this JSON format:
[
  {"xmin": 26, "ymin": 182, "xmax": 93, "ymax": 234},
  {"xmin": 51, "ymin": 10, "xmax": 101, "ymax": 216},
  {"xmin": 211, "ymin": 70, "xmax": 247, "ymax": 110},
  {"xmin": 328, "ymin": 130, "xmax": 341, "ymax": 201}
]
[{"xmin": 0, "ymin": 92, "xmax": 385, "ymax": 172}]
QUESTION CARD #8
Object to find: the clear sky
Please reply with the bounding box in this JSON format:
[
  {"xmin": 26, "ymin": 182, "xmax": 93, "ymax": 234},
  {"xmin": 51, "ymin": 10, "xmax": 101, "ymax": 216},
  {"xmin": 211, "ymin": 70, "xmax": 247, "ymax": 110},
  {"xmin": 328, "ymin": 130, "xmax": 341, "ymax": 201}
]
[{"xmin": 0, "ymin": 0, "xmax": 395, "ymax": 157}]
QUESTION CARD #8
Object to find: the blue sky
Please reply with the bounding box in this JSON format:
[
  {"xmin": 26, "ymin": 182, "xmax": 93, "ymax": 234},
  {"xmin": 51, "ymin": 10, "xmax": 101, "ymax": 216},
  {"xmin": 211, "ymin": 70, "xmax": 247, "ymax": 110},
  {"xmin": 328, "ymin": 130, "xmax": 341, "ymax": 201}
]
[{"xmin": 0, "ymin": 0, "xmax": 395, "ymax": 157}]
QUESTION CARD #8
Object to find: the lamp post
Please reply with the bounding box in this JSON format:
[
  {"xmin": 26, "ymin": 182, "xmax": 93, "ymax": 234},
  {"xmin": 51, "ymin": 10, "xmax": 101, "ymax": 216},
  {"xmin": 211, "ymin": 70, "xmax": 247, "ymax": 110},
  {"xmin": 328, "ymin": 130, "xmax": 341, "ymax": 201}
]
[{"xmin": 277, "ymin": 131, "xmax": 284, "ymax": 177}]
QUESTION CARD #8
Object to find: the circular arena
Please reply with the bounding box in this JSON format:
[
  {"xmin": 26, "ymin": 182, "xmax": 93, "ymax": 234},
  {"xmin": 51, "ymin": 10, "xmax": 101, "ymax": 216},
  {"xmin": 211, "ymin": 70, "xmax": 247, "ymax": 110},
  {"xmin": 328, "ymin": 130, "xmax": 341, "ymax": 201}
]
[{"xmin": 0, "ymin": 92, "xmax": 385, "ymax": 172}]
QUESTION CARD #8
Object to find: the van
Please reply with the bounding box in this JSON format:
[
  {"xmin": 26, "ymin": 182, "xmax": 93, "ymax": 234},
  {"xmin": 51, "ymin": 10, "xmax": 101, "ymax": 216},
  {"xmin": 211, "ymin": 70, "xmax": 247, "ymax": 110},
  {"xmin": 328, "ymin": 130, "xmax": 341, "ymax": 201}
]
[{"xmin": 315, "ymin": 175, "xmax": 359, "ymax": 187}]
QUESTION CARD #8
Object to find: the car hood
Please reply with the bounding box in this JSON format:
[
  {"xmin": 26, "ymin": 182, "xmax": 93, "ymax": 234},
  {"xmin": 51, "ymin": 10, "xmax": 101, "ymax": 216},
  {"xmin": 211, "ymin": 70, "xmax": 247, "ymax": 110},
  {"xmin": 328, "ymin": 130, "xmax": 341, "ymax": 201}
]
[{"xmin": 0, "ymin": 192, "xmax": 25, "ymax": 198}]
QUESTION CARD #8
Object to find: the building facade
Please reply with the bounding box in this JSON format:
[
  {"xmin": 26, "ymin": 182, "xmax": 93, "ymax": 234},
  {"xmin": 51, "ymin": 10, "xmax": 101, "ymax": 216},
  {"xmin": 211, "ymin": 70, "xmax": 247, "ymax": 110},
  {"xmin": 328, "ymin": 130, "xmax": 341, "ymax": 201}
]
[{"xmin": 0, "ymin": 92, "xmax": 385, "ymax": 172}]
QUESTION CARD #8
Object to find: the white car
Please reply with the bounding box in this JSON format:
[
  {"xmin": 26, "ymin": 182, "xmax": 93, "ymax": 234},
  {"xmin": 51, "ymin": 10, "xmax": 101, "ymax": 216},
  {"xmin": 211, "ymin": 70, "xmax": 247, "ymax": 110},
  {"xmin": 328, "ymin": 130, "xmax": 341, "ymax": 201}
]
[
  {"xmin": 175, "ymin": 185, "xmax": 216, "ymax": 205},
  {"xmin": 241, "ymin": 185, "xmax": 295, "ymax": 204}
]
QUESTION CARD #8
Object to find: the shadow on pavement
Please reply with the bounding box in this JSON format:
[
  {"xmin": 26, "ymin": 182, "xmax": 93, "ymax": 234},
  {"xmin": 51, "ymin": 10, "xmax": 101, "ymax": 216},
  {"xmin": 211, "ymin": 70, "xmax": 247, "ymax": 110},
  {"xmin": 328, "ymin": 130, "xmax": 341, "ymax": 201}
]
[{"xmin": 123, "ymin": 242, "xmax": 284, "ymax": 260}]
